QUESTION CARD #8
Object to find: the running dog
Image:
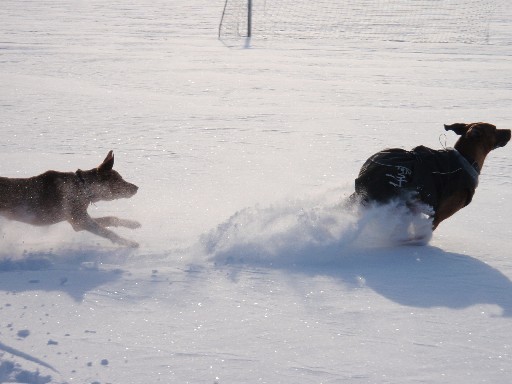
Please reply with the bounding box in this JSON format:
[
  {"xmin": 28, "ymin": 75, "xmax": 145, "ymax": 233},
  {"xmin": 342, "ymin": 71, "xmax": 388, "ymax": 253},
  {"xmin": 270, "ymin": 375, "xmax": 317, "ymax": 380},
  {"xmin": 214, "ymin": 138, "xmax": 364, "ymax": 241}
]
[
  {"xmin": 0, "ymin": 151, "xmax": 140, "ymax": 247},
  {"xmin": 352, "ymin": 122, "xmax": 511, "ymax": 230}
]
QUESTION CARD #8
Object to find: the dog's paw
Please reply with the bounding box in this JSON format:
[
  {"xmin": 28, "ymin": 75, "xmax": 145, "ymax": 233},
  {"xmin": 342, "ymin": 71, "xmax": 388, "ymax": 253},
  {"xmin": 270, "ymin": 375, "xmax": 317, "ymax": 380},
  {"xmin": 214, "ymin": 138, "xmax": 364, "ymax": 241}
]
[
  {"xmin": 117, "ymin": 238, "xmax": 140, "ymax": 248},
  {"xmin": 119, "ymin": 219, "xmax": 141, "ymax": 229},
  {"xmin": 397, "ymin": 235, "xmax": 431, "ymax": 246}
]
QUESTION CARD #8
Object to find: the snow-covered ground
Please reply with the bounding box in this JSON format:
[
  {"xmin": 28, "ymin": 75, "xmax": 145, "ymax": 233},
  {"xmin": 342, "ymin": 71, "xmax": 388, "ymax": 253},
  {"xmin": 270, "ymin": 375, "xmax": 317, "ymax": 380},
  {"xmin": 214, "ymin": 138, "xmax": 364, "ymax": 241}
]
[{"xmin": 1, "ymin": 1, "xmax": 512, "ymax": 383}]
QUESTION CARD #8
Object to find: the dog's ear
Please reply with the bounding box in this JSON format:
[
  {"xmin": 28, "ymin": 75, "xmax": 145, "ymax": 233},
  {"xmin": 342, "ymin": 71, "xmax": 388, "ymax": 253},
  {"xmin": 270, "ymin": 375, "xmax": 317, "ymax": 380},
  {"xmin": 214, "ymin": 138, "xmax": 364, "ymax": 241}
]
[
  {"xmin": 467, "ymin": 125, "xmax": 482, "ymax": 139},
  {"xmin": 444, "ymin": 123, "xmax": 469, "ymax": 136},
  {"xmin": 98, "ymin": 150, "xmax": 114, "ymax": 172}
]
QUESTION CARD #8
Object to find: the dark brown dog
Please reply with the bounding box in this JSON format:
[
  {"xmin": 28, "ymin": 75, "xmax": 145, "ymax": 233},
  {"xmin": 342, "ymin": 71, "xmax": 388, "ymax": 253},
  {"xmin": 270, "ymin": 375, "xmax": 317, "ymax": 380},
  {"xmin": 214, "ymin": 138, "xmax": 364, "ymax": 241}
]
[
  {"xmin": 0, "ymin": 151, "xmax": 140, "ymax": 247},
  {"xmin": 353, "ymin": 122, "xmax": 511, "ymax": 231}
]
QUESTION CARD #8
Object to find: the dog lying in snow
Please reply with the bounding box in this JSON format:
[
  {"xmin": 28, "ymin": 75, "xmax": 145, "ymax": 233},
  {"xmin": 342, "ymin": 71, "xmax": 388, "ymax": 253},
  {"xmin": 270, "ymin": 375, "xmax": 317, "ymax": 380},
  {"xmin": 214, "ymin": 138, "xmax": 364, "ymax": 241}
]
[
  {"xmin": 351, "ymin": 122, "xmax": 511, "ymax": 234},
  {"xmin": 0, "ymin": 151, "xmax": 140, "ymax": 247}
]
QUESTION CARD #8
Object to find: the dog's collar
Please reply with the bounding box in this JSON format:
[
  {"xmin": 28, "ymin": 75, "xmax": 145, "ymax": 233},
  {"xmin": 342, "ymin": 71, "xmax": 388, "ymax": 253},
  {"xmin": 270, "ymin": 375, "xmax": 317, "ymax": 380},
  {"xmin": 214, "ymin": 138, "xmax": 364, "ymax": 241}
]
[
  {"xmin": 452, "ymin": 149, "xmax": 481, "ymax": 175},
  {"xmin": 452, "ymin": 149, "xmax": 480, "ymax": 187},
  {"xmin": 75, "ymin": 169, "xmax": 94, "ymax": 202},
  {"xmin": 468, "ymin": 157, "xmax": 481, "ymax": 174}
]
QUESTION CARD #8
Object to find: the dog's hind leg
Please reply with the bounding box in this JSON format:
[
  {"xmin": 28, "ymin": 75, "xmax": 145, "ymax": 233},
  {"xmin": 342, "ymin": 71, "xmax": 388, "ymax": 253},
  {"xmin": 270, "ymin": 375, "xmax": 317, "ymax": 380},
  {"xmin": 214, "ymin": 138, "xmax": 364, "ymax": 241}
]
[
  {"xmin": 69, "ymin": 216, "xmax": 139, "ymax": 248},
  {"xmin": 94, "ymin": 216, "xmax": 141, "ymax": 229}
]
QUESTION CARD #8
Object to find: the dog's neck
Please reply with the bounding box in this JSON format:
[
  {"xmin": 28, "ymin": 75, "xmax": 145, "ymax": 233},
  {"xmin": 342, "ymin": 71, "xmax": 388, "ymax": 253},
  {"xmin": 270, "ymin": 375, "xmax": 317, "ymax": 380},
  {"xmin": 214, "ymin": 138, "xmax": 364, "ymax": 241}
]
[
  {"xmin": 453, "ymin": 142, "xmax": 483, "ymax": 174},
  {"xmin": 75, "ymin": 169, "xmax": 95, "ymax": 203}
]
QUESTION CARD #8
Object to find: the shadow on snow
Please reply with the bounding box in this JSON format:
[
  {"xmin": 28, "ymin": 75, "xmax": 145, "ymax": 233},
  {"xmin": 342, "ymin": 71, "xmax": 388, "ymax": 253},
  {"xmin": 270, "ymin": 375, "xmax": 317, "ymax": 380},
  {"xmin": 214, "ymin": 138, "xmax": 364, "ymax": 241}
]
[
  {"xmin": 0, "ymin": 247, "xmax": 127, "ymax": 301},
  {"xmin": 203, "ymin": 200, "xmax": 512, "ymax": 317},
  {"xmin": 212, "ymin": 244, "xmax": 512, "ymax": 317}
]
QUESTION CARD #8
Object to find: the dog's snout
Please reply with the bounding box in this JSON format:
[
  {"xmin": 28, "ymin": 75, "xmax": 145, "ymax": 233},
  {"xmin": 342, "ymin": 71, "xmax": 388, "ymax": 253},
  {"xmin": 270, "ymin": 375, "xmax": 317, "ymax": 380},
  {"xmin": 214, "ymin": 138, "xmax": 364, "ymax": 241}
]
[
  {"xmin": 128, "ymin": 183, "xmax": 138, "ymax": 195},
  {"xmin": 495, "ymin": 129, "xmax": 511, "ymax": 149},
  {"xmin": 115, "ymin": 181, "xmax": 138, "ymax": 198}
]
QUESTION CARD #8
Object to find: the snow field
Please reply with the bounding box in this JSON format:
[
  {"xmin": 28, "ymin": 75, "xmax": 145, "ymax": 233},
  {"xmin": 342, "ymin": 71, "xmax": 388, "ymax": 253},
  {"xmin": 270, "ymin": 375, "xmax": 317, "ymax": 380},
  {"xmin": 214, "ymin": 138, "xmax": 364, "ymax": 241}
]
[{"xmin": 1, "ymin": 0, "xmax": 512, "ymax": 383}]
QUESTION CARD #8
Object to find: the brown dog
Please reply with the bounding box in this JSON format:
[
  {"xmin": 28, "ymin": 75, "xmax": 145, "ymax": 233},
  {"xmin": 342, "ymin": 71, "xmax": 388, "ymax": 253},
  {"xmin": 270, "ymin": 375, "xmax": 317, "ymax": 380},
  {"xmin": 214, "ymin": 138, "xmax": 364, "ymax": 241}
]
[
  {"xmin": 0, "ymin": 151, "xmax": 140, "ymax": 247},
  {"xmin": 353, "ymin": 122, "xmax": 511, "ymax": 231}
]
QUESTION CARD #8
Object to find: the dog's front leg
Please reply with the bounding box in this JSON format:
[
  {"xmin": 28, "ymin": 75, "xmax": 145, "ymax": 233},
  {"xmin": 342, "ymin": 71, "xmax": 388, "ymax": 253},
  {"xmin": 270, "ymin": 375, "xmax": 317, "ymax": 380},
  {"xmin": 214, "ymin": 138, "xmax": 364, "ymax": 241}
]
[
  {"xmin": 69, "ymin": 215, "xmax": 139, "ymax": 248},
  {"xmin": 93, "ymin": 216, "xmax": 141, "ymax": 229},
  {"xmin": 433, "ymin": 191, "xmax": 468, "ymax": 230}
]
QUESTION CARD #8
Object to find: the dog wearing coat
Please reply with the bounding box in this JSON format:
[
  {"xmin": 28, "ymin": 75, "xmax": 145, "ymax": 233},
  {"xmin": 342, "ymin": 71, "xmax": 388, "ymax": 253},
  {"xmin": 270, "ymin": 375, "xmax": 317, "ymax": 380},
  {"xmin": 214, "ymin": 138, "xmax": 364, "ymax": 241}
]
[
  {"xmin": 0, "ymin": 151, "xmax": 140, "ymax": 247},
  {"xmin": 352, "ymin": 122, "xmax": 511, "ymax": 234}
]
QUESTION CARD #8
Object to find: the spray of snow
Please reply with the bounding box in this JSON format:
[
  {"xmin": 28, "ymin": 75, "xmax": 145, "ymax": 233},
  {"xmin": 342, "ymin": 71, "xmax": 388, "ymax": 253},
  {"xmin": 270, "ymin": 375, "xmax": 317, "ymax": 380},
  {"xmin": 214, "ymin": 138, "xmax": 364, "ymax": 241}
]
[
  {"xmin": 201, "ymin": 189, "xmax": 433, "ymax": 267},
  {"xmin": 0, "ymin": 218, "xmax": 134, "ymax": 270}
]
